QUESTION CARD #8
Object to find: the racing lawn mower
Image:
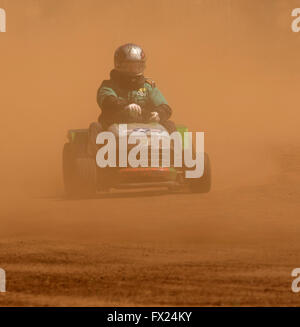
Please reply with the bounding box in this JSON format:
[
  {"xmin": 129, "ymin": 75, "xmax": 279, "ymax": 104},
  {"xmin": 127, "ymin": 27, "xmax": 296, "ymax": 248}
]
[{"xmin": 63, "ymin": 122, "xmax": 211, "ymax": 197}]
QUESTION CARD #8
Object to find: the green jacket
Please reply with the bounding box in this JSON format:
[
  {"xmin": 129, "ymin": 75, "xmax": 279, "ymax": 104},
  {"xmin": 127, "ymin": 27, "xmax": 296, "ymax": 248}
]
[
  {"xmin": 97, "ymin": 71, "xmax": 172, "ymax": 126},
  {"xmin": 98, "ymin": 79, "xmax": 168, "ymax": 109}
]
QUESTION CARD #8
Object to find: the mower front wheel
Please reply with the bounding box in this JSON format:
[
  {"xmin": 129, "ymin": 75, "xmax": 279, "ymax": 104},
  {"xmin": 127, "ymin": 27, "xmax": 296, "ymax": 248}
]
[
  {"xmin": 63, "ymin": 143, "xmax": 97, "ymax": 197},
  {"xmin": 188, "ymin": 152, "xmax": 211, "ymax": 193}
]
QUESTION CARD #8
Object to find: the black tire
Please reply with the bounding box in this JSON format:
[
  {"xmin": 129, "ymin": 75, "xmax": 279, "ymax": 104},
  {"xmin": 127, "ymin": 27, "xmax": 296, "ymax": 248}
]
[
  {"xmin": 189, "ymin": 152, "xmax": 211, "ymax": 193},
  {"xmin": 74, "ymin": 157, "xmax": 97, "ymax": 196},
  {"xmin": 63, "ymin": 143, "xmax": 97, "ymax": 197}
]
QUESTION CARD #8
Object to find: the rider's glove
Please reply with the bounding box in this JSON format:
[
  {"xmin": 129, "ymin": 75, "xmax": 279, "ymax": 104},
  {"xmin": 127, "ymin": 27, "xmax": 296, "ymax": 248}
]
[
  {"xmin": 124, "ymin": 104, "xmax": 142, "ymax": 120},
  {"xmin": 149, "ymin": 111, "xmax": 160, "ymax": 122}
]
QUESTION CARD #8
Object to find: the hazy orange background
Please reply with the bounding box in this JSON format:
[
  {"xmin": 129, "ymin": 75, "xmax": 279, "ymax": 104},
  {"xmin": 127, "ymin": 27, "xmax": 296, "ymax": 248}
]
[
  {"xmin": 1, "ymin": 0, "xmax": 299, "ymax": 198},
  {"xmin": 1, "ymin": 0, "xmax": 300, "ymax": 307}
]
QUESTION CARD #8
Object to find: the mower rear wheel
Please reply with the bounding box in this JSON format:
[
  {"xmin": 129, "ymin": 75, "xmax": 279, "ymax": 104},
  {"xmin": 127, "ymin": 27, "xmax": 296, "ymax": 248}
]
[
  {"xmin": 189, "ymin": 152, "xmax": 211, "ymax": 193},
  {"xmin": 74, "ymin": 157, "xmax": 97, "ymax": 196},
  {"xmin": 63, "ymin": 142, "xmax": 97, "ymax": 197}
]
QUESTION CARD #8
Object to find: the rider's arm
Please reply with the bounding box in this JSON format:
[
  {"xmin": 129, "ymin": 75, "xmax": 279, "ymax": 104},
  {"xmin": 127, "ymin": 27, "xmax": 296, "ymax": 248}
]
[
  {"xmin": 97, "ymin": 84, "xmax": 127, "ymax": 112},
  {"xmin": 147, "ymin": 84, "xmax": 172, "ymax": 122}
]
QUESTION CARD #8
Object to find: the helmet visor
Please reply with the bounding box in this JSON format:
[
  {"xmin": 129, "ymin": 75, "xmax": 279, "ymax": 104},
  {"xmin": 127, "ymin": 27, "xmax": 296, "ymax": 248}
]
[{"xmin": 118, "ymin": 61, "xmax": 146, "ymax": 76}]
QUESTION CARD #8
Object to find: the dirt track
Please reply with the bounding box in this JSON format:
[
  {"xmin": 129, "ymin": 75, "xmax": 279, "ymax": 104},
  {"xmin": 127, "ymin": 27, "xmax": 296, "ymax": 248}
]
[
  {"xmin": 1, "ymin": 151, "xmax": 300, "ymax": 306},
  {"xmin": 1, "ymin": 0, "xmax": 300, "ymax": 306}
]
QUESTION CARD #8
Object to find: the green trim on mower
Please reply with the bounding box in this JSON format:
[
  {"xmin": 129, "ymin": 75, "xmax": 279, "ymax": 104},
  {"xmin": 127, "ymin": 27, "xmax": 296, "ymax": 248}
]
[
  {"xmin": 67, "ymin": 129, "xmax": 88, "ymax": 143},
  {"xmin": 176, "ymin": 125, "xmax": 189, "ymax": 149}
]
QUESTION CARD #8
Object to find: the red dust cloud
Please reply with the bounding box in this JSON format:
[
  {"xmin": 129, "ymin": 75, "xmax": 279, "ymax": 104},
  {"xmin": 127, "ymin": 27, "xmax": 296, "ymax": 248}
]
[{"xmin": 0, "ymin": 0, "xmax": 300, "ymax": 306}]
